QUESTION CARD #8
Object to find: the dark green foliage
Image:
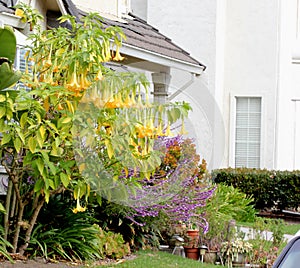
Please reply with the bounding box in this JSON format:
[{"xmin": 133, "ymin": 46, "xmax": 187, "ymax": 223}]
[
  {"xmin": 212, "ymin": 168, "xmax": 300, "ymax": 210},
  {"xmin": 0, "ymin": 225, "xmax": 13, "ymax": 262},
  {"xmin": 92, "ymin": 199, "xmax": 163, "ymax": 249},
  {"xmin": 27, "ymin": 194, "xmax": 130, "ymax": 261}
]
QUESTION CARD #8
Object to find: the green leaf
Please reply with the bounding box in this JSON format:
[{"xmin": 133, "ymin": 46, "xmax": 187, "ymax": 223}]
[
  {"xmin": 35, "ymin": 158, "xmax": 44, "ymax": 175},
  {"xmin": 61, "ymin": 117, "xmax": 72, "ymax": 124},
  {"xmin": 20, "ymin": 112, "xmax": 28, "ymax": 129},
  {"xmin": 28, "ymin": 136, "xmax": 37, "ymax": 153},
  {"xmin": 0, "ymin": 62, "xmax": 22, "ymax": 90},
  {"xmin": 44, "ymin": 188, "xmax": 50, "ymax": 203},
  {"xmin": 0, "ymin": 26, "xmax": 17, "ymax": 62},
  {"xmin": 1, "ymin": 133, "xmax": 11, "ymax": 145},
  {"xmin": 0, "ymin": 202, "xmax": 6, "ymax": 214},
  {"xmin": 36, "ymin": 131, "xmax": 44, "ymax": 148},
  {"xmin": 13, "ymin": 137, "xmax": 22, "ymax": 153},
  {"xmin": 45, "ymin": 121, "xmax": 58, "ymax": 133},
  {"xmin": 0, "ymin": 106, "xmax": 6, "ymax": 119},
  {"xmin": 34, "ymin": 179, "xmax": 44, "ymax": 192},
  {"xmin": 60, "ymin": 173, "xmax": 70, "ymax": 188},
  {"xmin": 16, "ymin": 128, "xmax": 25, "ymax": 143},
  {"xmin": 41, "ymin": 151, "xmax": 57, "ymax": 175},
  {"xmin": 0, "ymin": 95, "xmax": 6, "ymax": 102}
]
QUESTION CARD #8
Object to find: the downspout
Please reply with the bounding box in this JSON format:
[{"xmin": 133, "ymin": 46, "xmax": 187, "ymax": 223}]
[
  {"xmin": 56, "ymin": 0, "xmax": 68, "ymax": 15},
  {"xmin": 291, "ymin": 99, "xmax": 300, "ymax": 170},
  {"xmin": 168, "ymin": 73, "xmax": 196, "ymax": 101},
  {"xmin": 273, "ymin": 0, "xmax": 281, "ymax": 169}
]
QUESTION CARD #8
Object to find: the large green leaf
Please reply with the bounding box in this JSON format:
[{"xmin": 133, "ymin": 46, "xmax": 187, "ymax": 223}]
[
  {"xmin": 0, "ymin": 62, "xmax": 22, "ymax": 90},
  {"xmin": 0, "ymin": 26, "xmax": 17, "ymax": 62}
]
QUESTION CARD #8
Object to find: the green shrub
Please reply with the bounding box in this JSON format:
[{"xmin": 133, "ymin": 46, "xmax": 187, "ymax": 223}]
[{"xmin": 212, "ymin": 168, "xmax": 300, "ymax": 210}]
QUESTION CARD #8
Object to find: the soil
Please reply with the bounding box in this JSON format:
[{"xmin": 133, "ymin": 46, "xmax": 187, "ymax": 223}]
[{"xmin": 0, "ymin": 255, "xmax": 137, "ymax": 268}]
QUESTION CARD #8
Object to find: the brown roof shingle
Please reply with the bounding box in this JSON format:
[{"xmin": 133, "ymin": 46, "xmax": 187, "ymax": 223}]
[
  {"xmin": 0, "ymin": 0, "xmax": 205, "ymax": 70},
  {"xmin": 62, "ymin": 0, "xmax": 205, "ymax": 69}
]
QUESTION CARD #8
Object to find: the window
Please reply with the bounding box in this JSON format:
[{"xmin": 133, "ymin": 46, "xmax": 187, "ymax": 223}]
[
  {"xmin": 14, "ymin": 46, "xmax": 31, "ymax": 90},
  {"xmin": 235, "ymin": 97, "xmax": 261, "ymax": 168}
]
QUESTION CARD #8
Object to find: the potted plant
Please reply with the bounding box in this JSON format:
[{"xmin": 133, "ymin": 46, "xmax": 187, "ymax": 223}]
[
  {"xmin": 221, "ymin": 238, "xmax": 253, "ymax": 267},
  {"xmin": 183, "ymin": 223, "xmax": 200, "ymax": 260}
]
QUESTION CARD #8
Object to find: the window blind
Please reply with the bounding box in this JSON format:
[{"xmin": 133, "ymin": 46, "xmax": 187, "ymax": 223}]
[
  {"xmin": 14, "ymin": 46, "xmax": 31, "ymax": 90},
  {"xmin": 235, "ymin": 97, "xmax": 261, "ymax": 168}
]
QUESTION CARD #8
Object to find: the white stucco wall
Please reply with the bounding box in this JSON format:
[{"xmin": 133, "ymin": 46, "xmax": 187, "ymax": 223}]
[
  {"xmin": 276, "ymin": 0, "xmax": 300, "ymax": 170},
  {"xmin": 72, "ymin": 0, "xmax": 118, "ymax": 15},
  {"xmin": 142, "ymin": 0, "xmax": 226, "ymax": 169},
  {"xmin": 224, "ymin": 0, "xmax": 280, "ymax": 169}
]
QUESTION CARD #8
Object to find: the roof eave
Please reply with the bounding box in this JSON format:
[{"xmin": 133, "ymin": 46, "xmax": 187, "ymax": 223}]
[
  {"xmin": 120, "ymin": 43, "xmax": 205, "ymax": 75},
  {"xmin": 0, "ymin": 12, "xmax": 26, "ymax": 29}
]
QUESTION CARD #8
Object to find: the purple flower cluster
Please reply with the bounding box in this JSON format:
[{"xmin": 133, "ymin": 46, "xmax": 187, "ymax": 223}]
[{"xmin": 123, "ymin": 135, "xmax": 215, "ymax": 233}]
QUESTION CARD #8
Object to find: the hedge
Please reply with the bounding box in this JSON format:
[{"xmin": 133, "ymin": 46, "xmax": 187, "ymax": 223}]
[{"xmin": 211, "ymin": 168, "xmax": 300, "ymax": 211}]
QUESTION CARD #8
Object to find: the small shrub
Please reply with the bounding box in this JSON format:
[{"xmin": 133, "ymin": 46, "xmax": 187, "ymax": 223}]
[
  {"xmin": 247, "ymin": 217, "xmax": 287, "ymax": 267},
  {"xmin": 199, "ymin": 183, "xmax": 256, "ymax": 250},
  {"xmin": 94, "ymin": 225, "xmax": 130, "ymax": 259}
]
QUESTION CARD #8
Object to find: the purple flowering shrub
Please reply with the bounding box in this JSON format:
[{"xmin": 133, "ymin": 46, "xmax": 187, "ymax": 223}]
[{"xmin": 123, "ymin": 135, "xmax": 215, "ymax": 234}]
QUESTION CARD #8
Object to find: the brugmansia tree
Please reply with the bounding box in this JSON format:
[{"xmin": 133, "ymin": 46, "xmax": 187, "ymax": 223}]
[{"xmin": 0, "ymin": 10, "xmax": 191, "ymax": 256}]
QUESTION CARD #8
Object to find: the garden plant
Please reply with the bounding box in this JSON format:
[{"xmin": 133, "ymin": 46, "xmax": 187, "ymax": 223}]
[{"xmin": 0, "ymin": 4, "xmax": 215, "ymax": 263}]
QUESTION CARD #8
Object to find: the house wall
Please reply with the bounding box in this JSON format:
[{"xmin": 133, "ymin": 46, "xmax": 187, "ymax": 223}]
[
  {"xmin": 72, "ymin": 0, "xmax": 131, "ymax": 17},
  {"xmin": 133, "ymin": 0, "xmax": 300, "ymax": 171},
  {"xmin": 276, "ymin": 0, "xmax": 300, "ymax": 170},
  {"xmin": 224, "ymin": 0, "xmax": 279, "ymax": 169},
  {"xmin": 143, "ymin": 0, "xmax": 225, "ymax": 169}
]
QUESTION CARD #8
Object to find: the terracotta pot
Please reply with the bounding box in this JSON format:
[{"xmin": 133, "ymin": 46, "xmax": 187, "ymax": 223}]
[
  {"xmin": 184, "ymin": 247, "xmax": 200, "ymax": 260},
  {"xmin": 185, "ymin": 229, "xmax": 200, "ymax": 248}
]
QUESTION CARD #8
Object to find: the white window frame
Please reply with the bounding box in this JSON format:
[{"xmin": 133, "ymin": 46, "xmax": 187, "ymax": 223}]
[{"xmin": 229, "ymin": 94, "xmax": 264, "ymax": 168}]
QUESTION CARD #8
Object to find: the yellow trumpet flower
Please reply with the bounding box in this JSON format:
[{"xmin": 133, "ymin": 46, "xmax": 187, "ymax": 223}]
[
  {"xmin": 95, "ymin": 69, "xmax": 103, "ymax": 81},
  {"xmin": 44, "ymin": 45, "xmax": 53, "ymax": 68},
  {"xmin": 165, "ymin": 124, "xmax": 172, "ymax": 136},
  {"xmin": 79, "ymin": 73, "xmax": 91, "ymax": 90},
  {"xmin": 180, "ymin": 122, "xmax": 188, "ymax": 135},
  {"xmin": 72, "ymin": 198, "xmax": 86, "ymax": 214},
  {"xmin": 44, "ymin": 58, "xmax": 52, "ymax": 68},
  {"xmin": 124, "ymin": 94, "xmax": 134, "ymax": 107},
  {"xmin": 113, "ymin": 46, "xmax": 124, "ymax": 61},
  {"xmin": 156, "ymin": 123, "xmax": 164, "ymax": 137},
  {"xmin": 66, "ymin": 71, "xmax": 80, "ymax": 90}
]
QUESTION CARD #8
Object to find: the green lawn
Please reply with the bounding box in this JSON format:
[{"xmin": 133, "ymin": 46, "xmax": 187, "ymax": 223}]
[
  {"xmin": 238, "ymin": 221, "xmax": 300, "ymax": 235},
  {"xmin": 99, "ymin": 250, "xmax": 218, "ymax": 268},
  {"xmin": 283, "ymin": 223, "xmax": 300, "ymax": 235}
]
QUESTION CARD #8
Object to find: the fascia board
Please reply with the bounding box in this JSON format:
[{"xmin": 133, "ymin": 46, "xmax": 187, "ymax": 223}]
[{"xmin": 120, "ymin": 43, "xmax": 205, "ymax": 75}]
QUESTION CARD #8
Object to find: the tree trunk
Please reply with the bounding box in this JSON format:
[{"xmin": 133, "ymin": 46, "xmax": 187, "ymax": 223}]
[
  {"xmin": 4, "ymin": 180, "xmax": 13, "ymax": 241},
  {"xmin": 12, "ymin": 203, "xmax": 24, "ymax": 253},
  {"xmin": 18, "ymin": 197, "xmax": 45, "ymax": 256}
]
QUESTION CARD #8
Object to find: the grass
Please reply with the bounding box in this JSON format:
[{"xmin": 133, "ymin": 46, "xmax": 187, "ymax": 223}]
[
  {"xmin": 98, "ymin": 250, "xmax": 217, "ymax": 268},
  {"xmin": 238, "ymin": 221, "xmax": 300, "ymax": 235},
  {"xmin": 282, "ymin": 223, "xmax": 300, "ymax": 235}
]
